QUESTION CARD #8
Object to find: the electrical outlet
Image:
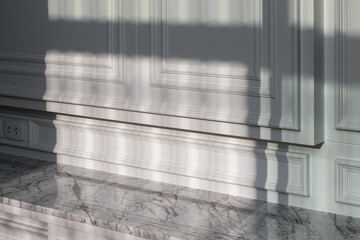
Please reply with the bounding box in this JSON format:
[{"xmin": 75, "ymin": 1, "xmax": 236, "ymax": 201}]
[{"xmin": 2, "ymin": 119, "xmax": 27, "ymax": 141}]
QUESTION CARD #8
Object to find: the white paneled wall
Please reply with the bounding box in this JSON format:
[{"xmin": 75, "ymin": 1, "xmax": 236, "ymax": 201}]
[
  {"xmin": 0, "ymin": 0, "xmax": 322, "ymax": 145},
  {"xmin": 1, "ymin": 0, "xmax": 360, "ymax": 219},
  {"xmin": 323, "ymin": 0, "xmax": 360, "ymax": 218}
]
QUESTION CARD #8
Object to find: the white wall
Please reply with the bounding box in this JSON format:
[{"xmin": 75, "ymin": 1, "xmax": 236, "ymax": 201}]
[{"xmin": 1, "ymin": 0, "xmax": 360, "ymax": 218}]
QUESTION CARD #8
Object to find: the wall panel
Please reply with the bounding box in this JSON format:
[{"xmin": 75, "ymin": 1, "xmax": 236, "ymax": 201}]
[
  {"xmin": 141, "ymin": 0, "xmax": 301, "ymax": 130},
  {"xmin": 335, "ymin": 0, "xmax": 360, "ymax": 131},
  {"xmin": 0, "ymin": 0, "xmax": 322, "ymax": 145},
  {"xmin": 0, "ymin": 0, "xmax": 136, "ymax": 105}
]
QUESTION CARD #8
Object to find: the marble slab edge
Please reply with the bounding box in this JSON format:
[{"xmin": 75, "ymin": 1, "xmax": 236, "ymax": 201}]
[{"xmin": 0, "ymin": 197, "xmax": 172, "ymax": 240}]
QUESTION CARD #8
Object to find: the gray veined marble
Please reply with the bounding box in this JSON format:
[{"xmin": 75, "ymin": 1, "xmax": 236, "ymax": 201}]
[{"xmin": 0, "ymin": 153, "xmax": 360, "ymax": 240}]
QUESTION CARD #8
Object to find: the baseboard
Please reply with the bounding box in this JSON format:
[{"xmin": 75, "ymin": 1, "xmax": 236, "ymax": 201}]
[{"xmin": 0, "ymin": 112, "xmax": 310, "ymax": 198}]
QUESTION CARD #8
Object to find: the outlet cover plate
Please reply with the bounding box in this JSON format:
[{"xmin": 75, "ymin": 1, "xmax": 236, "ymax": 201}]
[{"xmin": 3, "ymin": 119, "xmax": 27, "ymax": 141}]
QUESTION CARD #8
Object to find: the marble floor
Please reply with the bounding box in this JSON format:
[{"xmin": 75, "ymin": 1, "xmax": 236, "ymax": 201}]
[{"xmin": 0, "ymin": 152, "xmax": 359, "ymax": 240}]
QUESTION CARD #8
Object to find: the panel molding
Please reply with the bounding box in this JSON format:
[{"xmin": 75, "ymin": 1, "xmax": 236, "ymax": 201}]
[
  {"xmin": 336, "ymin": 158, "xmax": 360, "ymax": 206},
  {"xmin": 0, "ymin": 0, "xmax": 125, "ymax": 84},
  {"xmin": 148, "ymin": 0, "xmax": 300, "ymax": 130},
  {"xmin": 335, "ymin": 0, "xmax": 360, "ymax": 131},
  {"xmin": 150, "ymin": 0, "xmax": 277, "ymax": 97}
]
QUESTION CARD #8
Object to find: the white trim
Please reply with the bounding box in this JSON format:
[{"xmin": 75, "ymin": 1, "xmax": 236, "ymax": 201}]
[
  {"xmin": 336, "ymin": 158, "xmax": 360, "ymax": 206},
  {"xmin": 0, "ymin": 112, "xmax": 310, "ymax": 196}
]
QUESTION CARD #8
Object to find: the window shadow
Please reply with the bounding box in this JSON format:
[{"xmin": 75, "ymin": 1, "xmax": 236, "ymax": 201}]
[{"xmin": 0, "ymin": 0, "xmax": 335, "ymax": 238}]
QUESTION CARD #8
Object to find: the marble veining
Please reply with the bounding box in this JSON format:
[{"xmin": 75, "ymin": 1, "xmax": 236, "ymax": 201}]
[{"xmin": 0, "ymin": 153, "xmax": 360, "ymax": 240}]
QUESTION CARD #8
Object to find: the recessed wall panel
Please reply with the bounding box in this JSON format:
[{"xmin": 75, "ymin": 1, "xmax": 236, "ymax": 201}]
[
  {"xmin": 0, "ymin": 0, "xmax": 124, "ymax": 83},
  {"xmin": 143, "ymin": 0, "xmax": 300, "ymax": 130},
  {"xmin": 150, "ymin": 0, "xmax": 273, "ymax": 96},
  {"xmin": 336, "ymin": 0, "xmax": 360, "ymax": 131}
]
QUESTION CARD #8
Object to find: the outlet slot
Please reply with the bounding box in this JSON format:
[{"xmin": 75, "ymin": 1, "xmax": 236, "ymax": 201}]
[{"xmin": 2, "ymin": 119, "xmax": 27, "ymax": 142}]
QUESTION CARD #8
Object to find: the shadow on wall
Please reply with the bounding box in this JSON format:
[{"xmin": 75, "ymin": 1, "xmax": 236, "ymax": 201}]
[{"xmin": 0, "ymin": 0, "xmax": 321, "ymax": 229}]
